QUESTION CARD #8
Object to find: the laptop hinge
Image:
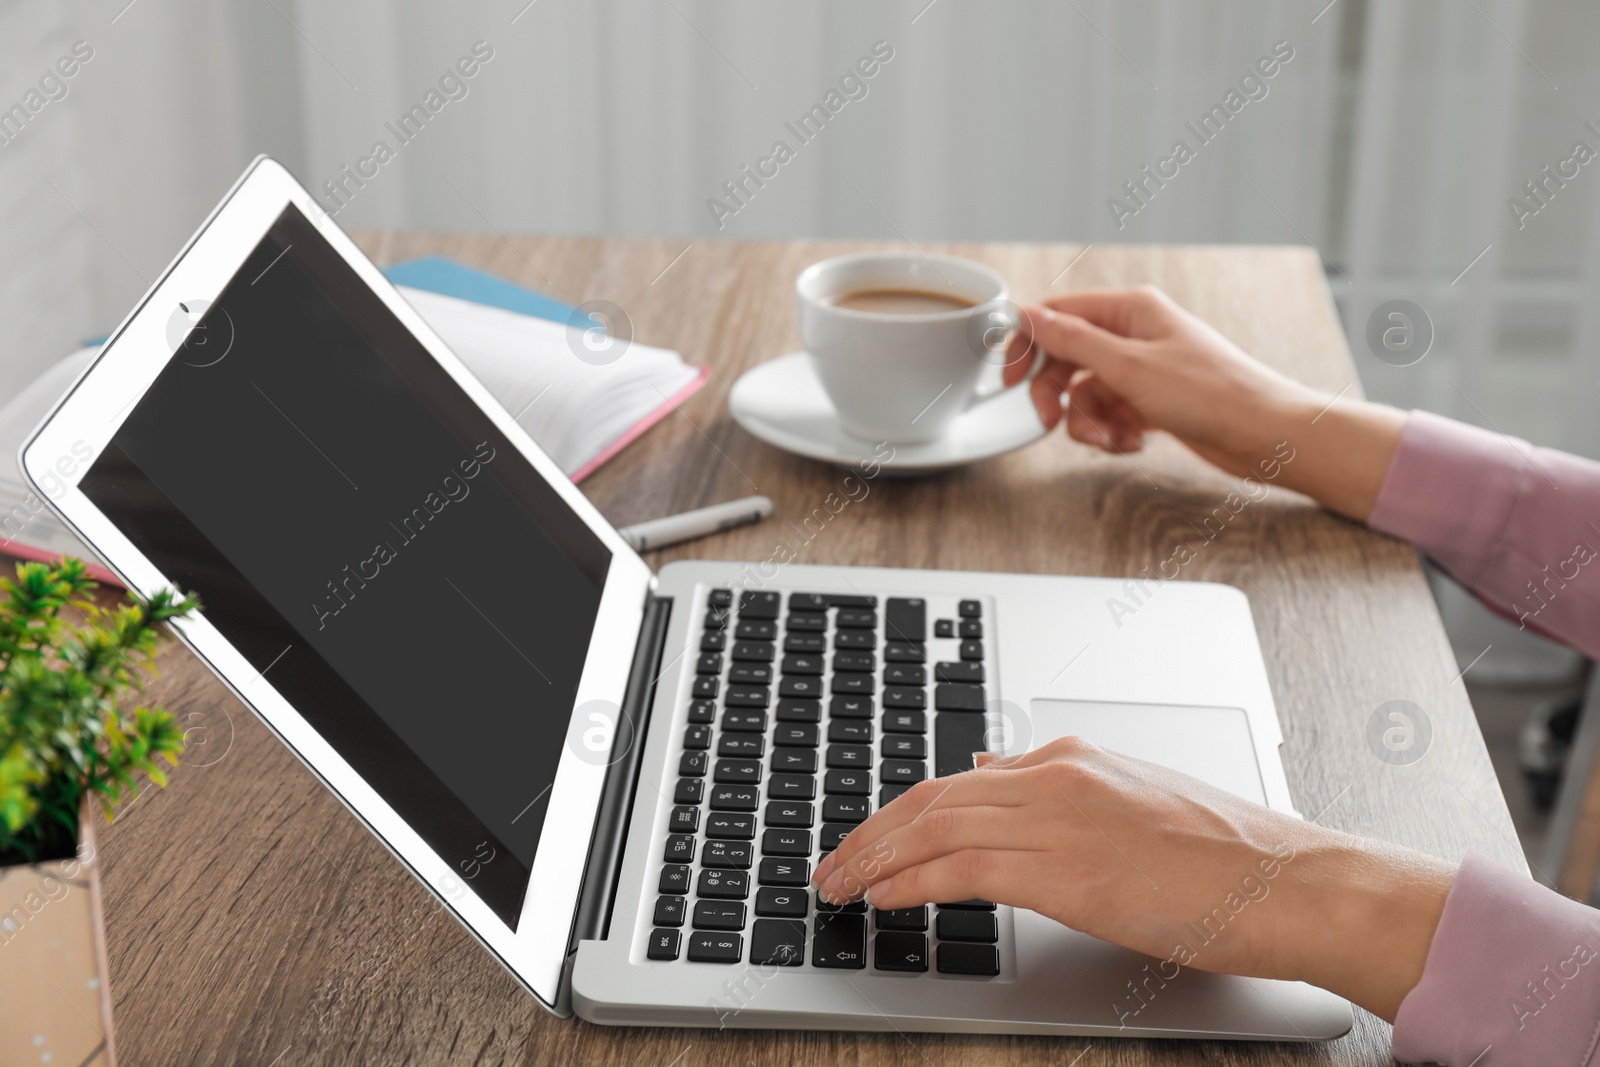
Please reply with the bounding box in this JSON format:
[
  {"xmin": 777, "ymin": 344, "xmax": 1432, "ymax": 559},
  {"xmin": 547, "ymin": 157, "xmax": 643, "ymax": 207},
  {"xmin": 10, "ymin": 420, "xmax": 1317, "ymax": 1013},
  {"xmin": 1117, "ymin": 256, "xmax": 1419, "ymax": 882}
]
[{"xmin": 568, "ymin": 593, "xmax": 672, "ymax": 951}]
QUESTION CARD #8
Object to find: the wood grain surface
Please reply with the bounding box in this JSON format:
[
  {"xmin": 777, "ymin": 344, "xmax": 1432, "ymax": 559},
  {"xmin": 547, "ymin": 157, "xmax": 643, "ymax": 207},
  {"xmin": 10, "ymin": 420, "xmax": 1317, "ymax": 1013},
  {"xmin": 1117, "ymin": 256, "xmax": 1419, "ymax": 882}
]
[{"xmin": 41, "ymin": 235, "xmax": 1522, "ymax": 1066}]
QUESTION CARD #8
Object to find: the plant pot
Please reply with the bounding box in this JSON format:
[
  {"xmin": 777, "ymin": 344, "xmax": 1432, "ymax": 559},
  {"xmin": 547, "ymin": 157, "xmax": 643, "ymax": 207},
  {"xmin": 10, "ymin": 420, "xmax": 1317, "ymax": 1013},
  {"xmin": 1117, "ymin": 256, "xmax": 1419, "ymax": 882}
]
[{"xmin": 0, "ymin": 806, "xmax": 117, "ymax": 1066}]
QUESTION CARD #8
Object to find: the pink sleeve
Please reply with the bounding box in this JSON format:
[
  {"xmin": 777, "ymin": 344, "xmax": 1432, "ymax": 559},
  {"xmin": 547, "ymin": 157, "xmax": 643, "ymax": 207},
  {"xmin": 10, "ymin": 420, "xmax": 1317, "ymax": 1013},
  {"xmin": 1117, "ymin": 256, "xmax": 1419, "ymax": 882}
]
[
  {"xmin": 1368, "ymin": 410, "xmax": 1600, "ymax": 660},
  {"xmin": 1392, "ymin": 853, "xmax": 1600, "ymax": 1065}
]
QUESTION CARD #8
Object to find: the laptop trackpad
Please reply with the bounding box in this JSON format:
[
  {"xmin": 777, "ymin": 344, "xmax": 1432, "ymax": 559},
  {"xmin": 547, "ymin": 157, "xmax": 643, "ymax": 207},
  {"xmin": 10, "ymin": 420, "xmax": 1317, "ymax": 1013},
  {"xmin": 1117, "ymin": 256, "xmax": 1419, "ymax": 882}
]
[{"xmin": 1024, "ymin": 700, "xmax": 1267, "ymax": 804}]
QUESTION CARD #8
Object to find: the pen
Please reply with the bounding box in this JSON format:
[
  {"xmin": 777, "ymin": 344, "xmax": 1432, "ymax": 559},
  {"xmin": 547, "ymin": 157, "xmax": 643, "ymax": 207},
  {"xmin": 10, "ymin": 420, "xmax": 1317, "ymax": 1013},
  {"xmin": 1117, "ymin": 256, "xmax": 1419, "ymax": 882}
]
[{"xmin": 618, "ymin": 495, "xmax": 774, "ymax": 552}]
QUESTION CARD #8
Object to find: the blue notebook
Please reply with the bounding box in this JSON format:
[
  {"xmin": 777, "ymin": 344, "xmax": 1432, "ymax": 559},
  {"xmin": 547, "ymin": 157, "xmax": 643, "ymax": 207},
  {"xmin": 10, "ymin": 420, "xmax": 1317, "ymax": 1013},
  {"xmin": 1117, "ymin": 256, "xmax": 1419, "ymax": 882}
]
[{"xmin": 382, "ymin": 257, "xmax": 577, "ymax": 323}]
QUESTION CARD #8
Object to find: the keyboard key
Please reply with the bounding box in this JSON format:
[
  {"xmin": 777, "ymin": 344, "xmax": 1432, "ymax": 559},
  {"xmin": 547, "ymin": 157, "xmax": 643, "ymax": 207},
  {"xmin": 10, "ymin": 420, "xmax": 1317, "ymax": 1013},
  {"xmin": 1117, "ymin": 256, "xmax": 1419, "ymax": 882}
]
[
  {"xmin": 937, "ymin": 942, "xmax": 1000, "ymax": 976},
  {"xmin": 684, "ymin": 724, "xmax": 711, "ymax": 750},
  {"xmin": 774, "ymin": 722, "xmax": 819, "ymax": 747},
  {"xmin": 831, "ymin": 673, "xmax": 873, "ymax": 695},
  {"xmin": 885, "ymin": 642, "xmax": 926, "ymax": 663},
  {"xmin": 959, "ymin": 640, "xmax": 983, "ymax": 662},
  {"xmin": 879, "ymin": 784, "xmax": 912, "ymax": 807},
  {"xmin": 693, "ymin": 900, "xmax": 747, "ymax": 931},
  {"xmin": 874, "ymin": 906, "xmax": 927, "ymax": 931},
  {"xmin": 880, "ymin": 759, "xmax": 926, "ymax": 785},
  {"xmin": 830, "ymin": 695, "xmax": 874, "ymax": 719},
  {"xmin": 697, "ymin": 868, "xmax": 751, "ymax": 899},
  {"xmin": 834, "ymin": 630, "xmax": 875, "ymax": 650},
  {"xmin": 836, "ymin": 607, "xmax": 877, "ymax": 629},
  {"xmin": 935, "ymin": 713, "xmax": 987, "ymax": 777},
  {"xmin": 718, "ymin": 734, "xmax": 764, "ymax": 758},
  {"xmin": 710, "ymin": 784, "xmax": 758, "ymax": 811},
  {"xmin": 739, "ymin": 590, "xmax": 781, "ymax": 619},
  {"xmin": 789, "ymin": 593, "xmax": 830, "ymax": 612},
  {"xmin": 883, "ymin": 663, "xmax": 926, "ymax": 686},
  {"xmin": 750, "ymin": 919, "xmax": 807, "ymax": 966},
  {"xmin": 702, "ymin": 841, "xmax": 753, "ymax": 869},
  {"xmin": 708, "ymin": 588, "xmax": 733, "ymax": 609},
  {"xmin": 700, "ymin": 631, "xmax": 727, "ymax": 652},
  {"xmin": 778, "ymin": 675, "xmax": 825, "ymax": 699},
  {"xmin": 647, "ymin": 928, "xmax": 681, "ymax": 960},
  {"xmin": 935, "ymin": 683, "xmax": 986, "ymax": 712},
  {"xmin": 771, "ymin": 748, "xmax": 818, "ymax": 774},
  {"xmin": 655, "ymin": 895, "xmax": 687, "ymax": 927},
  {"xmin": 885, "ymin": 597, "xmax": 927, "ymax": 643},
  {"xmin": 768, "ymin": 773, "xmax": 817, "ymax": 800},
  {"xmin": 755, "ymin": 887, "xmax": 809, "ymax": 918},
  {"xmin": 937, "ymin": 898, "xmax": 997, "ymax": 910},
  {"xmin": 826, "ymin": 744, "xmax": 871, "ymax": 769},
  {"xmin": 687, "ymin": 699, "xmax": 717, "ymax": 724},
  {"xmin": 883, "ymin": 686, "xmax": 926, "ymax": 709},
  {"xmin": 822, "ymin": 796, "xmax": 870, "ymax": 823},
  {"xmin": 959, "ymin": 619, "xmax": 984, "ymax": 639},
  {"xmin": 758, "ymin": 856, "xmax": 810, "ymax": 886},
  {"xmin": 786, "ymin": 611, "xmax": 828, "ymax": 632},
  {"xmin": 776, "ymin": 698, "xmax": 822, "ymax": 723},
  {"xmin": 817, "ymin": 897, "xmax": 868, "ymax": 914},
  {"xmin": 664, "ymin": 833, "xmax": 696, "ymax": 862},
  {"xmin": 714, "ymin": 759, "xmax": 762, "ymax": 784},
  {"xmin": 731, "ymin": 640, "xmax": 775, "ymax": 662},
  {"xmin": 828, "ymin": 719, "xmax": 873, "ymax": 743},
  {"xmin": 937, "ymin": 910, "xmax": 999, "ymax": 942},
  {"xmin": 729, "ymin": 663, "xmax": 773, "ymax": 685},
  {"xmin": 823, "ymin": 593, "xmax": 877, "ymax": 609},
  {"xmin": 674, "ymin": 778, "xmax": 705, "ymax": 804},
  {"xmin": 679, "ymin": 751, "xmax": 707, "ymax": 776},
  {"xmin": 935, "ymin": 661, "xmax": 984, "ymax": 684},
  {"xmin": 687, "ymin": 931, "xmax": 743, "ymax": 963},
  {"xmin": 875, "ymin": 932, "xmax": 930, "ymax": 972},
  {"xmin": 812, "ymin": 913, "xmax": 867, "ymax": 968},
  {"xmin": 834, "ymin": 650, "xmax": 876, "ymax": 673},
  {"xmin": 883, "ymin": 710, "xmax": 927, "ymax": 734},
  {"xmin": 696, "ymin": 652, "xmax": 723, "ymax": 675},
  {"xmin": 692, "ymin": 677, "xmax": 719, "ymax": 699},
  {"xmin": 934, "ymin": 619, "xmax": 955, "ymax": 639},
  {"xmin": 705, "ymin": 813, "xmax": 757, "ymax": 840},
  {"xmin": 725, "ymin": 684, "xmax": 770, "ymax": 708},
  {"xmin": 721, "ymin": 710, "xmax": 767, "ymax": 732},
  {"xmin": 958, "ymin": 599, "xmax": 982, "ymax": 618},
  {"xmin": 784, "ymin": 632, "xmax": 826, "ymax": 653},
  {"xmin": 762, "ymin": 828, "xmax": 812, "ymax": 857},
  {"xmin": 781, "ymin": 652, "xmax": 824, "ymax": 675},
  {"xmin": 735, "ymin": 619, "xmax": 777, "ymax": 641},
  {"xmin": 883, "ymin": 735, "xmax": 926, "ymax": 759},
  {"xmin": 659, "ymin": 864, "xmax": 691, "ymax": 894},
  {"xmin": 820, "ymin": 822, "xmax": 854, "ymax": 851},
  {"xmin": 765, "ymin": 800, "xmax": 814, "ymax": 828},
  {"xmin": 704, "ymin": 609, "xmax": 730, "ymax": 631},
  {"xmin": 824, "ymin": 770, "xmax": 871, "ymax": 796}
]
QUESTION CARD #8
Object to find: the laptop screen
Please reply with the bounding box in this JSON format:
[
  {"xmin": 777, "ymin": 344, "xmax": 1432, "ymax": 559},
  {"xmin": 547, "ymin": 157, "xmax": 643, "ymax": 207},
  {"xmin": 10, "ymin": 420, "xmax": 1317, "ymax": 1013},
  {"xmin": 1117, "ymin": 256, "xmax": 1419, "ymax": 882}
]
[{"xmin": 79, "ymin": 205, "xmax": 611, "ymax": 929}]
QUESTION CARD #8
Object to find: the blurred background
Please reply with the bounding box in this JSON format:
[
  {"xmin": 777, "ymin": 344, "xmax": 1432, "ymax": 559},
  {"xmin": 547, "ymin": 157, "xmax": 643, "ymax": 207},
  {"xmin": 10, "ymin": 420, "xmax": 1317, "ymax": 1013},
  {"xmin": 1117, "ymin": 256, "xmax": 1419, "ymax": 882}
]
[{"xmin": 4, "ymin": 0, "xmax": 1597, "ymax": 862}]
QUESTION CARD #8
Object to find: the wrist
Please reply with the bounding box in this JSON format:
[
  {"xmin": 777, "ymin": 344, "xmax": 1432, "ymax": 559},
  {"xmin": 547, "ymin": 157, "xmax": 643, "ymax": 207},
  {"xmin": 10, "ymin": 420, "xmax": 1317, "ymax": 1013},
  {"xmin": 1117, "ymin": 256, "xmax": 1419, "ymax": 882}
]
[
  {"xmin": 1290, "ymin": 835, "xmax": 1455, "ymax": 1021},
  {"xmin": 1257, "ymin": 388, "xmax": 1408, "ymax": 522}
]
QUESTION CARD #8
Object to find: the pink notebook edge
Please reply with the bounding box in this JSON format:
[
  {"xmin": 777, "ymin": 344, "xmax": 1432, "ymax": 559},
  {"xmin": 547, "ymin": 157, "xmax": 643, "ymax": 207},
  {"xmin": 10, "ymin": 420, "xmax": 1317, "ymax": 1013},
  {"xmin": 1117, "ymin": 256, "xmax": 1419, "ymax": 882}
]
[{"xmin": 0, "ymin": 364, "xmax": 712, "ymax": 590}]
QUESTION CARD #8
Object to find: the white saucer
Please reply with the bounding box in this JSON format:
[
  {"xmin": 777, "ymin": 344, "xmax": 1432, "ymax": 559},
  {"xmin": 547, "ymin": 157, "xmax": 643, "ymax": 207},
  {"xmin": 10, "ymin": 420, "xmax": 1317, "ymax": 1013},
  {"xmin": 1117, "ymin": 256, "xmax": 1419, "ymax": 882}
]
[{"xmin": 728, "ymin": 351, "xmax": 1047, "ymax": 473}]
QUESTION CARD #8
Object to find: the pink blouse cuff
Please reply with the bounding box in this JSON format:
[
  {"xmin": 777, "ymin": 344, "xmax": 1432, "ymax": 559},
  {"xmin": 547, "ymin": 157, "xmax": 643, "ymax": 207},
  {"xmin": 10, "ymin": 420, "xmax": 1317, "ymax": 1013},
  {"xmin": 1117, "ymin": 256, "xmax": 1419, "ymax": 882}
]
[{"xmin": 1392, "ymin": 852, "xmax": 1600, "ymax": 1065}]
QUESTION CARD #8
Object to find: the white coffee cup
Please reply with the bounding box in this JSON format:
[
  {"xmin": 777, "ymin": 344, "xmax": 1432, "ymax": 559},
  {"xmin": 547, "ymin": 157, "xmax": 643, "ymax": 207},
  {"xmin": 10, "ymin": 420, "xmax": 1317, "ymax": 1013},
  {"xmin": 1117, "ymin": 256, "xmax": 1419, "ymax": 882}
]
[{"xmin": 795, "ymin": 252, "xmax": 1033, "ymax": 445}]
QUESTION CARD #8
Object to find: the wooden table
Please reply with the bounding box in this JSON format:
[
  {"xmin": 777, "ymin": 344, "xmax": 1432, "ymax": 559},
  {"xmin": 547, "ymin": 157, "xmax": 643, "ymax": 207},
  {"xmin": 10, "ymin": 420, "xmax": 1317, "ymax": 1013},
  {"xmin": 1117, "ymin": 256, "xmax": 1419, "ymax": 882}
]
[{"xmin": 64, "ymin": 236, "xmax": 1522, "ymax": 1066}]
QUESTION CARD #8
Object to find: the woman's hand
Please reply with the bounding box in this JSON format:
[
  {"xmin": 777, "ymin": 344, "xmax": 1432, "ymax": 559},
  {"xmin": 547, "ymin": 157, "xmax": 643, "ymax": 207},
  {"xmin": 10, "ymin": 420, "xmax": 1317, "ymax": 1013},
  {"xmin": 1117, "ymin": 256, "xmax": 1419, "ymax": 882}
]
[
  {"xmin": 1003, "ymin": 286, "xmax": 1409, "ymax": 521},
  {"xmin": 811, "ymin": 737, "xmax": 1456, "ymax": 1021}
]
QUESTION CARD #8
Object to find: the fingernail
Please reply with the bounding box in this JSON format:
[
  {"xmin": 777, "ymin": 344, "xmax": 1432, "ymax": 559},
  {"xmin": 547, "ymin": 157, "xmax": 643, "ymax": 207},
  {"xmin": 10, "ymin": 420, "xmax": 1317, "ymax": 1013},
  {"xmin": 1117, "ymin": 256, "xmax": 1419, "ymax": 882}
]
[
  {"xmin": 864, "ymin": 879, "xmax": 889, "ymax": 906},
  {"xmin": 820, "ymin": 870, "xmax": 845, "ymax": 902}
]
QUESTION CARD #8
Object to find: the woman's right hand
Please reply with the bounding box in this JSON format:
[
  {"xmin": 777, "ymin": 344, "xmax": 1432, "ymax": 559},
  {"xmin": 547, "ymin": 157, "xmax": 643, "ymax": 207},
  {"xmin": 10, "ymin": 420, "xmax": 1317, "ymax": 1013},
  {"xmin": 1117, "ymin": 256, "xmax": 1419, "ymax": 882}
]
[{"xmin": 1003, "ymin": 286, "xmax": 1408, "ymax": 521}]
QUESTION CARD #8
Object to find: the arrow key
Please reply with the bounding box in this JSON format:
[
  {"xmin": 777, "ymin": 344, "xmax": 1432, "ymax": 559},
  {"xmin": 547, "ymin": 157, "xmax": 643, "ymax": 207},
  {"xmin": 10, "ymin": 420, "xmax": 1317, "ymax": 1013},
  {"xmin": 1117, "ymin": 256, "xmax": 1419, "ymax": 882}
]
[{"xmin": 874, "ymin": 931, "xmax": 929, "ymax": 972}]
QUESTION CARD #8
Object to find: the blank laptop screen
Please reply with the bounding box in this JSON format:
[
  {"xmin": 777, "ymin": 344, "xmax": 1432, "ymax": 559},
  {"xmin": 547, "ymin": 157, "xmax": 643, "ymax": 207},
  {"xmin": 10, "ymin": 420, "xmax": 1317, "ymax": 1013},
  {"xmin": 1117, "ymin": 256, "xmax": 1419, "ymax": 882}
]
[{"xmin": 79, "ymin": 205, "xmax": 611, "ymax": 928}]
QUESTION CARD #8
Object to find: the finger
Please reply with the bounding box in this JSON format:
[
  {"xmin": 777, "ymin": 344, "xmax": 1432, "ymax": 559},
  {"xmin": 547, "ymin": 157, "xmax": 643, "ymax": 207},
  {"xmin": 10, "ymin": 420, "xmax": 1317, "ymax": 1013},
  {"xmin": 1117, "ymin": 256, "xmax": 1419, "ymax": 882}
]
[
  {"xmin": 861, "ymin": 848, "xmax": 1040, "ymax": 911},
  {"xmin": 1041, "ymin": 286, "xmax": 1167, "ymax": 339},
  {"xmin": 1064, "ymin": 373, "xmax": 1145, "ymax": 452},
  {"xmin": 1023, "ymin": 305, "xmax": 1140, "ymax": 379},
  {"xmin": 1001, "ymin": 313, "xmax": 1041, "ymax": 388},
  {"xmin": 1027, "ymin": 359, "xmax": 1078, "ymax": 431},
  {"xmin": 817, "ymin": 803, "xmax": 1035, "ymax": 904},
  {"xmin": 813, "ymin": 770, "xmax": 1031, "ymax": 888}
]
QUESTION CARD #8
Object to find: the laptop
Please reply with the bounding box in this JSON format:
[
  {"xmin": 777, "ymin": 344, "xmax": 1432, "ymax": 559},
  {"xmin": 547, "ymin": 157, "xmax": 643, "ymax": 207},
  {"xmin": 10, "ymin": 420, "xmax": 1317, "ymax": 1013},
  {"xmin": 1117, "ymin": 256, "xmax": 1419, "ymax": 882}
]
[{"xmin": 22, "ymin": 157, "xmax": 1351, "ymax": 1041}]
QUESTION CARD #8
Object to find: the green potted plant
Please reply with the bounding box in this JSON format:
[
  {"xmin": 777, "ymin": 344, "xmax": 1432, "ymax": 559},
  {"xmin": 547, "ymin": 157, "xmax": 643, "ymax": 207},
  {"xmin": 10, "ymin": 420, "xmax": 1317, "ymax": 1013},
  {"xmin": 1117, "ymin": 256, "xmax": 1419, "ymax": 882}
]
[{"xmin": 0, "ymin": 558, "xmax": 198, "ymax": 1067}]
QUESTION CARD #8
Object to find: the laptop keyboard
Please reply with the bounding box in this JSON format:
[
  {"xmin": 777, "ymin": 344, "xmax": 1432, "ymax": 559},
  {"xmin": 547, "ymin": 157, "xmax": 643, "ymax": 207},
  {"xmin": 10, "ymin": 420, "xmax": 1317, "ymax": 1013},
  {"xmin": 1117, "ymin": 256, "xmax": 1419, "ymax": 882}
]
[{"xmin": 644, "ymin": 588, "xmax": 1004, "ymax": 978}]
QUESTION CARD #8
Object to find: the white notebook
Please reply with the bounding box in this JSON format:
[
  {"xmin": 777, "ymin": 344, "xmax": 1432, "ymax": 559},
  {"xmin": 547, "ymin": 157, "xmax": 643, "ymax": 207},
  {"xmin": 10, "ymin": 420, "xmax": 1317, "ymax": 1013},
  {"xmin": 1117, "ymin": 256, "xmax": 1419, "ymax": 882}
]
[{"xmin": 0, "ymin": 285, "xmax": 706, "ymax": 580}]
